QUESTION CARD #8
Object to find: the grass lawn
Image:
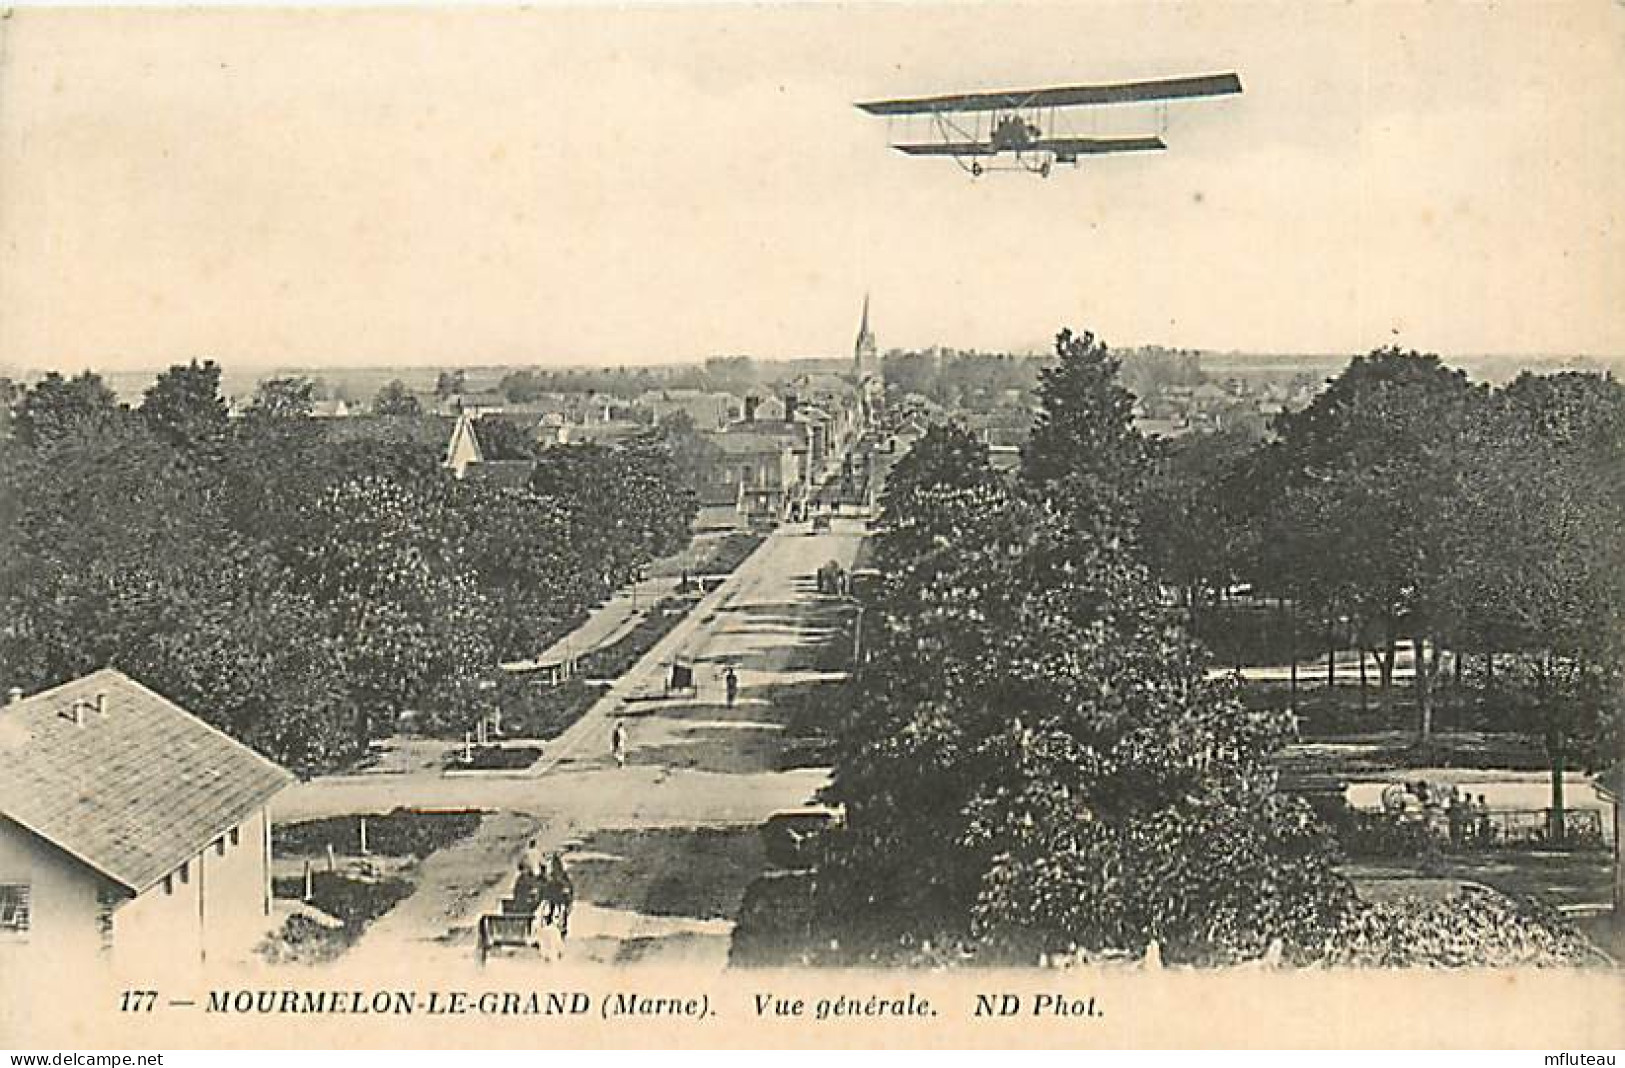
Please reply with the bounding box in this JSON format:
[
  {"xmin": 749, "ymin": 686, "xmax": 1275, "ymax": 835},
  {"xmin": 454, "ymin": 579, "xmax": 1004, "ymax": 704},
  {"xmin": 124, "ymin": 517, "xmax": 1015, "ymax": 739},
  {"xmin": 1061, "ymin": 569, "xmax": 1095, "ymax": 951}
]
[
  {"xmin": 264, "ymin": 809, "xmax": 488, "ymax": 963},
  {"xmin": 444, "ymin": 744, "xmax": 542, "ymax": 771},
  {"xmin": 648, "ymin": 532, "xmax": 764, "ymax": 578},
  {"xmin": 273, "ymin": 809, "xmax": 483, "ymax": 860},
  {"xmin": 261, "ymin": 871, "xmax": 415, "ymax": 965}
]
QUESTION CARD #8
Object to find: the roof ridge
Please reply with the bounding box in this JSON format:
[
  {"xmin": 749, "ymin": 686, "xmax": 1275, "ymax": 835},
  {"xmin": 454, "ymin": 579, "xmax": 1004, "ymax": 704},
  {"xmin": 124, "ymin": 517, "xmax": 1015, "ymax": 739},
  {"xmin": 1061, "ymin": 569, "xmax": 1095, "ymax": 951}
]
[{"xmin": 5, "ymin": 666, "xmax": 123, "ymax": 711}]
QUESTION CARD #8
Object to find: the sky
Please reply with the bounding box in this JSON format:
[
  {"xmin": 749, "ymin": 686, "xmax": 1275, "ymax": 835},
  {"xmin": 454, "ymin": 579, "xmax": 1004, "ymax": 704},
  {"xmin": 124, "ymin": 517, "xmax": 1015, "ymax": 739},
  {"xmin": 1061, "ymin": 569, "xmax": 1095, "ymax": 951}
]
[{"xmin": 1, "ymin": 2, "xmax": 1623, "ymax": 373}]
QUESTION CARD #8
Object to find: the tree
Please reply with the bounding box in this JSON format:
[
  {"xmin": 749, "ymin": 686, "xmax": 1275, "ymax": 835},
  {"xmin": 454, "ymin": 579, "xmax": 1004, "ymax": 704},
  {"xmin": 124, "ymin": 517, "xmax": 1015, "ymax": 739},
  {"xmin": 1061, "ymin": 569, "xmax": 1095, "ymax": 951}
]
[
  {"xmin": 880, "ymin": 422, "xmax": 999, "ymax": 516},
  {"xmin": 1254, "ymin": 348, "xmax": 1484, "ymax": 739},
  {"xmin": 140, "ymin": 358, "xmax": 229, "ymax": 451},
  {"xmin": 372, "ymin": 379, "xmax": 423, "ymax": 416},
  {"xmin": 1137, "ymin": 426, "xmax": 1257, "ymax": 623},
  {"xmin": 435, "ymin": 369, "xmax": 467, "ymax": 399},
  {"xmin": 447, "ymin": 481, "xmax": 595, "ymax": 660},
  {"xmin": 499, "ymin": 369, "xmax": 547, "ymax": 404},
  {"xmin": 12, "ymin": 370, "xmax": 122, "ymax": 448},
  {"xmin": 810, "ymin": 359, "xmax": 1354, "ymax": 964},
  {"xmin": 216, "ymin": 426, "xmax": 495, "ymax": 749},
  {"xmin": 474, "ymin": 416, "xmax": 537, "ymax": 461},
  {"xmin": 530, "ymin": 442, "xmax": 696, "ymax": 583},
  {"xmin": 0, "ymin": 417, "xmax": 355, "ymax": 772},
  {"xmin": 1020, "ymin": 328, "xmax": 1150, "ymax": 539},
  {"xmin": 1442, "ymin": 372, "xmax": 1625, "ymax": 840},
  {"xmin": 817, "ymin": 475, "xmax": 1351, "ymax": 963},
  {"xmin": 248, "ymin": 376, "xmax": 316, "ymax": 420}
]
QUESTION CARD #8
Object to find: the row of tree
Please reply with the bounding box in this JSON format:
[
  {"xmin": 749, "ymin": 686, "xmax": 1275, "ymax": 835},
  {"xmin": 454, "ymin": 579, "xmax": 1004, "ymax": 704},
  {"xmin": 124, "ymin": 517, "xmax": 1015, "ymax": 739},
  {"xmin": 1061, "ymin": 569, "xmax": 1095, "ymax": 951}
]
[
  {"xmin": 1140, "ymin": 349, "xmax": 1624, "ymax": 834},
  {"xmin": 0, "ymin": 361, "xmax": 696, "ymax": 773},
  {"xmin": 815, "ymin": 331, "xmax": 1355, "ymax": 964},
  {"xmin": 879, "ymin": 346, "xmax": 1206, "ymax": 411}
]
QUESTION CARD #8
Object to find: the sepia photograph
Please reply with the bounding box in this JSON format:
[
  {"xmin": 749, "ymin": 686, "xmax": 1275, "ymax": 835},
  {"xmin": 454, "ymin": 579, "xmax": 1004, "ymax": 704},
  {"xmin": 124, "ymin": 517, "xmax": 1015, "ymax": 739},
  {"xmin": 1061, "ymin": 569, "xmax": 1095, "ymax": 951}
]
[{"xmin": 0, "ymin": 0, "xmax": 1621, "ymax": 1052}]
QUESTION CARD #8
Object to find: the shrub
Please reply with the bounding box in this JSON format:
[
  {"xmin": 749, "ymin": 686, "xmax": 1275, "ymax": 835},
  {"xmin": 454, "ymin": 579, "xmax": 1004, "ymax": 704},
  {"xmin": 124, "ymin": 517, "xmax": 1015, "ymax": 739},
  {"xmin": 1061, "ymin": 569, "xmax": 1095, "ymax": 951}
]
[
  {"xmin": 1320, "ymin": 885, "xmax": 1602, "ymax": 967},
  {"xmin": 1333, "ymin": 811, "xmax": 1433, "ymax": 858}
]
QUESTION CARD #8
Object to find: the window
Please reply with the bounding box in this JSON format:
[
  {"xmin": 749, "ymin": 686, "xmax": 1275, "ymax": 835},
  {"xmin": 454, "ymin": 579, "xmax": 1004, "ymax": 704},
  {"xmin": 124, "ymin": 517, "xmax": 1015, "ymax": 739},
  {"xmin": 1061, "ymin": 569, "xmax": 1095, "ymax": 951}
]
[
  {"xmin": 0, "ymin": 884, "xmax": 30, "ymax": 934},
  {"xmin": 96, "ymin": 888, "xmax": 119, "ymax": 950}
]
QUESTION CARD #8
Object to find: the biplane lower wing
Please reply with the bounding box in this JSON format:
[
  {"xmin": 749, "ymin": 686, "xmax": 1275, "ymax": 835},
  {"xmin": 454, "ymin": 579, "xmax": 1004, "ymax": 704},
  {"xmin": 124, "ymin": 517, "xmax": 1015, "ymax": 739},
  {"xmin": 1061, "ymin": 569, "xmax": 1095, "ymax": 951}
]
[
  {"xmin": 893, "ymin": 142, "xmax": 999, "ymax": 157},
  {"xmin": 1039, "ymin": 136, "xmax": 1167, "ymax": 159},
  {"xmin": 892, "ymin": 136, "xmax": 1166, "ymax": 159}
]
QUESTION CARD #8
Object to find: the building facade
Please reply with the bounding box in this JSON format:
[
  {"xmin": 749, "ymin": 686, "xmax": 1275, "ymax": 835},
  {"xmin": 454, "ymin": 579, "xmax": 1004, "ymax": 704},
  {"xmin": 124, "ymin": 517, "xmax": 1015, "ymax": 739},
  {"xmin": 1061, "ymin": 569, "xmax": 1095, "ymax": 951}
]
[{"xmin": 0, "ymin": 670, "xmax": 292, "ymax": 969}]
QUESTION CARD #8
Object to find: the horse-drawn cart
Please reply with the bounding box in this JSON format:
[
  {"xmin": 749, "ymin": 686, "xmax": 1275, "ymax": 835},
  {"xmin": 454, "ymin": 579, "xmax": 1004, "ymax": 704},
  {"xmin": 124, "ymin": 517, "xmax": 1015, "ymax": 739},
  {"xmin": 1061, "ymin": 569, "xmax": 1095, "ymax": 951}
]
[{"xmin": 476, "ymin": 863, "xmax": 573, "ymax": 964}]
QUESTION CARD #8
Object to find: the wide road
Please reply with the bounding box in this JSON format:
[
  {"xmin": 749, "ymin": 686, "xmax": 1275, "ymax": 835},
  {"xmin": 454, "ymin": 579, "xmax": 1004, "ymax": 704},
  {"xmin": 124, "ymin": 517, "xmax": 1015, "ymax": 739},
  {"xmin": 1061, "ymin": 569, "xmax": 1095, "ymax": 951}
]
[{"xmin": 317, "ymin": 518, "xmax": 866, "ymax": 972}]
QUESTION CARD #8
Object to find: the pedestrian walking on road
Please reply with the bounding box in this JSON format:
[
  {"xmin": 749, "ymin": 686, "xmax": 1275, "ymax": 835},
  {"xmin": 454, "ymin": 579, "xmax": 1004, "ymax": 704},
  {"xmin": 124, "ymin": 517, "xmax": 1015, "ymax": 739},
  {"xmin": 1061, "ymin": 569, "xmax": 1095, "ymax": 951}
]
[
  {"xmin": 724, "ymin": 665, "xmax": 739, "ymax": 708},
  {"xmin": 611, "ymin": 720, "xmax": 627, "ymax": 768}
]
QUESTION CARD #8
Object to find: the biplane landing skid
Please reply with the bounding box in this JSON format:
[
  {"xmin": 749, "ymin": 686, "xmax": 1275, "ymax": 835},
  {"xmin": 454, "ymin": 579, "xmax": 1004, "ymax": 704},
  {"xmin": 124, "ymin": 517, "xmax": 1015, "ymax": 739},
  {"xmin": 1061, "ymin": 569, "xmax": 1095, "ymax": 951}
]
[{"xmin": 964, "ymin": 155, "xmax": 1064, "ymax": 178}]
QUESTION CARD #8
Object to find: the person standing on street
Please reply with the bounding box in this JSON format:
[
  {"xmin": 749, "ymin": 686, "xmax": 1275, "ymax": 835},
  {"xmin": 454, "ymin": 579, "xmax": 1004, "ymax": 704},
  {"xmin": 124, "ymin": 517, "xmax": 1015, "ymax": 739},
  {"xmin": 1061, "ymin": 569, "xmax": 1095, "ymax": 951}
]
[
  {"xmin": 611, "ymin": 720, "xmax": 627, "ymax": 768},
  {"xmin": 724, "ymin": 665, "xmax": 739, "ymax": 708}
]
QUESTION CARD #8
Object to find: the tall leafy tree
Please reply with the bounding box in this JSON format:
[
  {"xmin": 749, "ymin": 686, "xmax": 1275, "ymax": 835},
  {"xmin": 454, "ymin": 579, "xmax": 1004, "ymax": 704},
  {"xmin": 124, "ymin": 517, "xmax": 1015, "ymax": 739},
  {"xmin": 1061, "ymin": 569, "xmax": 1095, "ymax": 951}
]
[
  {"xmin": 1255, "ymin": 348, "xmax": 1484, "ymax": 737},
  {"xmin": 1138, "ymin": 425, "xmax": 1257, "ymax": 624},
  {"xmin": 1442, "ymin": 372, "xmax": 1625, "ymax": 839},
  {"xmin": 0, "ymin": 418, "xmax": 352, "ymax": 772},
  {"xmin": 248, "ymin": 376, "xmax": 316, "ymax": 420},
  {"xmin": 372, "ymin": 379, "xmax": 423, "ymax": 416},
  {"xmin": 435, "ymin": 369, "xmax": 467, "ymax": 399},
  {"xmin": 820, "ymin": 473, "xmax": 1350, "ymax": 963},
  {"xmin": 474, "ymin": 416, "xmax": 537, "ymax": 461},
  {"xmin": 1020, "ymin": 328, "xmax": 1149, "ymax": 538},
  {"xmin": 12, "ymin": 370, "xmax": 123, "ymax": 448},
  {"xmin": 815, "ymin": 346, "xmax": 1351, "ymax": 964},
  {"xmin": 880, "ymin": 421, "xmax": 999, "ymax": 515},
  {"xmin": 140, "ymin": 358, "xmax": 229, "ymax": 452}
]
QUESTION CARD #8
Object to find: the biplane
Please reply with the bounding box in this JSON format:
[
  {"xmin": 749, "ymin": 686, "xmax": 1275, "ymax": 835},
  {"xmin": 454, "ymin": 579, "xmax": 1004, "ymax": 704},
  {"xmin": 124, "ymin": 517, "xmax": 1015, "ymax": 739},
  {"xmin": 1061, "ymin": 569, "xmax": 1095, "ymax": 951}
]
[{"xmin": 856, "ymin": 72, "xmax": 1242, "ymax": 177}]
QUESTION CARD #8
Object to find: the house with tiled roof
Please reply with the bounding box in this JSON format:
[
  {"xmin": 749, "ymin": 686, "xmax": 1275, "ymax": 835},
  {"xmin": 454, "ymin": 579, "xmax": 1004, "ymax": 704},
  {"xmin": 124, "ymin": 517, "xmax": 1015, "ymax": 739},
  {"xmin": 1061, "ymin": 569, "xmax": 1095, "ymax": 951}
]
[
  {"xmin": 697, "ymin": 429, "xmax": 803, "ymax": 527},
  {"xmin": 0, "ymin": 669, "xmax": 293, "ymax": 966}
]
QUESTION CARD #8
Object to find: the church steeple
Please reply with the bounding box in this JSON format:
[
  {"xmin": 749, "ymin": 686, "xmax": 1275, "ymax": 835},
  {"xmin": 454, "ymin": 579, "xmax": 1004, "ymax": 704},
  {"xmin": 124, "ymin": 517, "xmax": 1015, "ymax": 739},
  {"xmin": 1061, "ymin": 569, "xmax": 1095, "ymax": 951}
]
[{"xmin": 853, "ymin": 293, "xmax": 878, "ymax": 381}]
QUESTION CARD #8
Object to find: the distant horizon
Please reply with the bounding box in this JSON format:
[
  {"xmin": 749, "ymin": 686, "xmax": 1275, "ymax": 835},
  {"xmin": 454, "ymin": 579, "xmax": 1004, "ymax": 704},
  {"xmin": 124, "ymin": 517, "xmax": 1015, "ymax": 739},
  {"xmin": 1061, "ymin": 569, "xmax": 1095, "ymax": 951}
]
[{"xmin": 7, "ymin": 343, "xmax": 1620, "ymax": 397}]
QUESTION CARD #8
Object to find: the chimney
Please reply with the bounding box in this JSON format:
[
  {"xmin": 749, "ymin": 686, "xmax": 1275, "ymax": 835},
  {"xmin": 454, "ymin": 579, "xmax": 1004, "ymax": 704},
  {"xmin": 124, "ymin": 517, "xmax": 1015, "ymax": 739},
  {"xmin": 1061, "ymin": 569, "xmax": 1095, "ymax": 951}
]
[
  {"xmin": 744, "ymin": 395, "xmax": 759, "ymax": 423},
  {"xmin": 785, "ymin": 394, "xmax": 799, "ymax": 422}
]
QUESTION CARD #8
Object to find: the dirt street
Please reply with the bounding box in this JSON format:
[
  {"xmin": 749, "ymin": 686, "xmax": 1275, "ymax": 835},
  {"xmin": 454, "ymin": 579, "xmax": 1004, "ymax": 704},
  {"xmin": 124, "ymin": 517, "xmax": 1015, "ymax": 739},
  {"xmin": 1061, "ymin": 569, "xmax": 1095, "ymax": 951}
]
[{"xmin": 304, "ymin": 519, "xmax": 865, "ymax": 971}]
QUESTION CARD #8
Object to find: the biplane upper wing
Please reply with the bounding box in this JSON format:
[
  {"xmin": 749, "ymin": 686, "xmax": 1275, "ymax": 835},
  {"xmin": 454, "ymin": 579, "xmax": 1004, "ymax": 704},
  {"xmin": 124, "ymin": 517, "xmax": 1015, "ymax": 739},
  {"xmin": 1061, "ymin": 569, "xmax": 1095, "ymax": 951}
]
[
  {"xmin": 858, "ymin": 73, "xmax": 1242, "ymax": 116},
  {"xmin": 891, "ymin": 136, "xmax": 1165, "ymax": 158}
]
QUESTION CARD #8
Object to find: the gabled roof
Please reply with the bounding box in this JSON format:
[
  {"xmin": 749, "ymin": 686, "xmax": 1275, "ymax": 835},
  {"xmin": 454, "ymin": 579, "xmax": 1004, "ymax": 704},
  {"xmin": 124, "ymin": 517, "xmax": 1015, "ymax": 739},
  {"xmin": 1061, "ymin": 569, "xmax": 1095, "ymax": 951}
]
[
  {"xmin": 0, "ymin": 669, "xmax": 294, "ymax": 894},
  {"xmin": 793, "ymin": 373, "xmax": 855, "ymax": 395},
  {"xmin": 444, "ymin": 412, "xmax": 485, "ymax": 467}
]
